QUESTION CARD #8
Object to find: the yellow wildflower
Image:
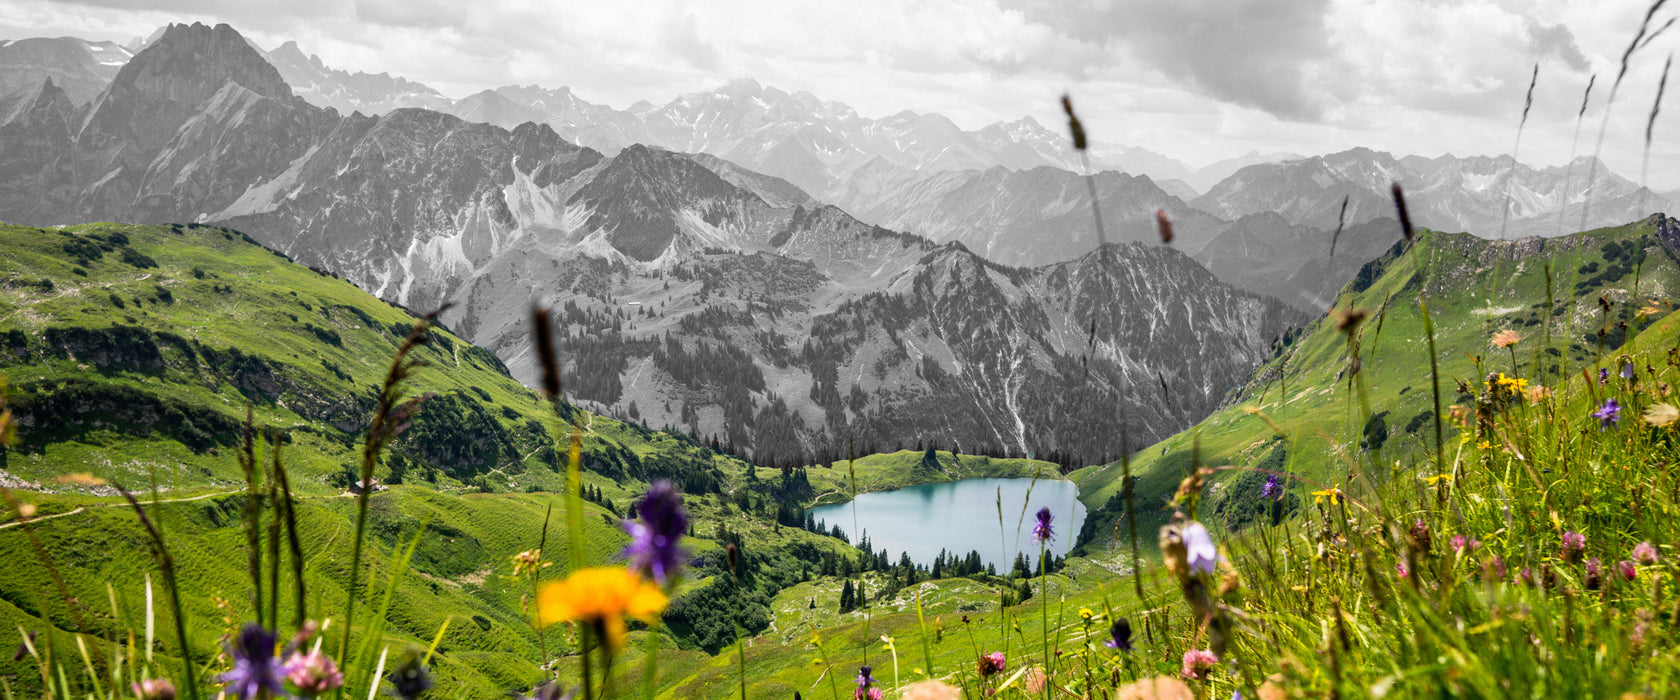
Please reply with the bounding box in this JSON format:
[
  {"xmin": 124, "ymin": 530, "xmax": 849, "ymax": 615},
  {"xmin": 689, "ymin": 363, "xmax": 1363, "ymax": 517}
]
[
  {"xmin": 1311, "ymin": 488, "xmax": 1342, "ymax": 505},
  {"xmin": 1477, "ymin": 440, "xmax": 1493, "ymax": 450},
  {"xmin": 512, "ymin": 549, "xmax": 550, "ymax": 576},
  {"xmin": 1078, "ymin": 607, "xmax": 1095, "ymax": 620},
  {"xmin": 1424, "ymin": 473, "xmax": 1453, "ymax": 486},
  {"xmin": 535, "ymin": 567, "xmax": 667, "ymax": 652},
  {"xmin": 1490, "ymin": 373, "xmax": 1527, "ymax": 397}
]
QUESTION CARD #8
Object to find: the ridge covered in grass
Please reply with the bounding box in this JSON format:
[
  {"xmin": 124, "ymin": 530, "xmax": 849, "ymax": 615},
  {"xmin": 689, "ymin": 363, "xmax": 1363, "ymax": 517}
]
[{"xmin": 1072, "ymin": 215, "xmax": 1680, "ymax": 551}]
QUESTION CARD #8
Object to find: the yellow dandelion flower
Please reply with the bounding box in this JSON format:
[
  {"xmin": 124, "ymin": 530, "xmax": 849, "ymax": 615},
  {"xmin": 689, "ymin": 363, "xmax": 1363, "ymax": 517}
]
[
  {"xmin": 1078, "ymin": 607, "xmax": 1094, "ymax": 620},
  {"xmin": 1424, "ymin": 473, "xmax": 1453, "ymax": 486},
  {"xmin": 536, "ymin": 567, "xmax": 667, "ymax": 652},
  {"xmin": 1311, "ymin": 488, "xmax": 1342, "ymax": 505}
]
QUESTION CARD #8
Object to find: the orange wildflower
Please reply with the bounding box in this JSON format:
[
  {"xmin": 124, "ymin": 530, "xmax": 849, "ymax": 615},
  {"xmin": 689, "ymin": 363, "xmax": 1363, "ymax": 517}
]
[
  {"xmin": 536, "ymin": 567, "xmax": 667, "ymax": 652},
  {"xmin": 1490, "ymin": 329, "xmax": 1523, "ymax": 348}
]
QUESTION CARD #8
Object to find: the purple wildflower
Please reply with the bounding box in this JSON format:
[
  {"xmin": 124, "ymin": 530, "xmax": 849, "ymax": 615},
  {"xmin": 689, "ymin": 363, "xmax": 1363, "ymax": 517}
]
[
  {"xmin": 386, "ymin": 654, "xmax": 433, "ymax": 700},
  {"xmin": 1486, "ymin": 555, "xmax": 1507, "ymax": 581},
  {"xmin": 1586, "ymin": 557, "xmax": 1603, "ymax": 590},
  {"xmin": 1183, "ymin": 522, "xmax": 1219, "ymax": 574},
  {"xmin": 1633, "ymin": 541, "xmax": 1659, "ymax": 565},
  {"xmin": 1599, "ymin": 367, "xmax": 1610, "ymax": 385},
  {"xmin": 1033, "ymin": 506, "xmax": 1054, "ymax": 544},
  {"xmin": 218, "ymin": 625, "xmax": 284, "ymax": 700},
  {"xmin": 977, "ymin": 652, "xmax": 1006, "ymax": 677},
  {"xmin": 622, "ymin": 480, "xmax": 688, "ymax": 585},
  {"xmin": 1618, "ymin": 560, "xmax": 1638, "ymax": 581},
  {"xmin": 284, "ymin": 648, "xmax": 343, "ymax": 697},
  {"xmin": 1104, "ymin": 618, "xmax": 1133, "ymax": 652},
  {"xmin": 1593, "ymin": 399, "xmax": 1622, "ymax": 429},
  {"xmin": 1562, "ymin": 531, "xmax": 1586, "ymax": 562},
  {"xmin": 1621, "ymin": 362, "xmax": 1635, "ymax": 380},
  {"xmin": 854, "ymin": 666, "xmax": 881, "ymax": 700},
  {"xmin": 1261, "ymin": 474, "xmax": 1281, "ymax": 500},
  {"xmin": 1451, "ymin": 535, "xmax": 1480, "ymax": 553},
  {"xmin": 1180, "ymin": 649, "xmax": 1218, "ymax": 680},
  {"xmin": 1409, "ymin": 520, "xmax": 1431, "ymax": 554}
]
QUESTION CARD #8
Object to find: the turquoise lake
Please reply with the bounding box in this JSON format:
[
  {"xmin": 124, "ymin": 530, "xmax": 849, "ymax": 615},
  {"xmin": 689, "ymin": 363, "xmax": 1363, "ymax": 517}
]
[{"xmin": 804, "ymin": 477, "xmax": 1087, "ymax": 571}]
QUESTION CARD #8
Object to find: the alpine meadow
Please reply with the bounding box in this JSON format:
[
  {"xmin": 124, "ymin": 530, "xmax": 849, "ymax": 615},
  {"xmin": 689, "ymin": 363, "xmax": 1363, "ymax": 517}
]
[{"xmin": 6, "ymin": 2, "xmax": 1680, "ymax": 699}]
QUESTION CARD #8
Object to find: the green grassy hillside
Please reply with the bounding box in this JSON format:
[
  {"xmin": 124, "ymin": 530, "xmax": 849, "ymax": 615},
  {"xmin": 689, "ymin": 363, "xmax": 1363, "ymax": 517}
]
[
  {"xmin": 0, "ymin": 221, "xmax": 1082, "ymax": 698},
  {"xmin": 1071, "ymin": 216, "xmax": 1680, "ymax": 550}
]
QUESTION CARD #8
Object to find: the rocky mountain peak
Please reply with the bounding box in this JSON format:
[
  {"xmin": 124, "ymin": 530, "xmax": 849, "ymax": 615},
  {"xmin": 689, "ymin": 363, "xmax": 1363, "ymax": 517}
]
[
  {"xmin": 115, "ymin": 23, "xmax": 292, "ymax": 103},
  {"xmin": 79, "ymin": 22, "xmax": 294, "ymax": 154},
  {"xmin": 571, "ymin": 143, "xmax": 753, "ymax": 261},
  {"xmin": 1, "ymin": 75, "xmax": 73, "ymax": 126}
]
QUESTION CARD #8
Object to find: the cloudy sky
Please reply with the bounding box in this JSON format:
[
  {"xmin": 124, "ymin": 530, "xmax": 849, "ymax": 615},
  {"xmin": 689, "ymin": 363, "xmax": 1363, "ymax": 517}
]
[{"xmin": 5, "ymin": 0, "xmax": 1679, "ymax": 188}]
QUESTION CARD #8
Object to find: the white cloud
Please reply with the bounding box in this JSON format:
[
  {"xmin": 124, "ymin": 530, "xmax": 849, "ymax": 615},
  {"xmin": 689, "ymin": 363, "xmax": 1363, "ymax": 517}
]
[{"xmin": 2, "ymin": 0, "xmax": 1679, "ymax": 188}]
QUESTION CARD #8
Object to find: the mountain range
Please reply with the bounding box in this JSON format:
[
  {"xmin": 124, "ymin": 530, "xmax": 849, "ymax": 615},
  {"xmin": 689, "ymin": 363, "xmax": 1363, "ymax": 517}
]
[
  {"xmin": 0, "ymin": 36, "xmax": 135, "ymax": 105},
  {"xmin": 0, "ymin": 28, "xmax": 1233, "ymax": 190},
  {"xmin": 7, "ymin": 26, "xmax": 1666, "ymax": 286},
  {"xmin": 4, "ymin": 20, "xmax": 1677, "ymax": 463},
  {"xmin": 1192, "ymin": 147, "xmax": 1672, "ymax": 240},
  {"xmin": 0, "ymin": 22, "xmax": 1303, "ymax": 467}
]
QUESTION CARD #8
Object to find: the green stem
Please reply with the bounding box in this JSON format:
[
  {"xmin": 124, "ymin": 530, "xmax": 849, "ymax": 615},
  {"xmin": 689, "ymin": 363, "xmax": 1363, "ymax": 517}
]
[{"xmin": 1039, "ymin": 541, "xmax": 1049, "ymax": 700}]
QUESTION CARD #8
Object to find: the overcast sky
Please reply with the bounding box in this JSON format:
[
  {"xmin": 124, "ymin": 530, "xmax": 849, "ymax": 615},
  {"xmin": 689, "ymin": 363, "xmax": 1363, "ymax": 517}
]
[{"xmin": 5, "ymin": 0, "xmax": 1680, "ymax": 188}]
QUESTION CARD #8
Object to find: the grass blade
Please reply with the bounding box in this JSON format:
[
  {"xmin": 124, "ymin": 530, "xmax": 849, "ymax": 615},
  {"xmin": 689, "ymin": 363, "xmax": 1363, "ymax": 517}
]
[
  {"xmin": 117, "ymin": 488, "xmax": 199, "ymax": 700},
  {"xmin": 351, "ymin": 514, "xmax": 434, "ymax": 696}
]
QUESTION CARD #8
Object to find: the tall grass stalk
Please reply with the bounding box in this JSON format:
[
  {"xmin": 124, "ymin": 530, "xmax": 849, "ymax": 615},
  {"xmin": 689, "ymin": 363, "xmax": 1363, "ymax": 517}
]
[
  {"xmin": 117, "ymin": 487, "xmax": 198, "ymax": 700},
  {"xmin": 1580, "ymin": 0, "xmax": 1668, "ymax": 234},
  {"xmin": 349, "ymin": 515, "xmax": 431, "ymax": 697},
  {"xmin": 914, "ymin": 590, "xmax": 934, "ymax": 680},
  {"xmin": 239, "ymin": 407, "xmax": 264, "ymax": 621},
  {"xmin": 265, "ymin": 432, "xmax": 282, "ymax": 631},
  {"xmin": 274, "ymin": 443, "xmax": 307, "ymax": 630},
  {"xmin": 531, "ymin": 504, "xmax": 552, "ymax": 668},
  {"xmin": 337, "ymin": 313, "xmax": 439, "ymax": 678}
]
